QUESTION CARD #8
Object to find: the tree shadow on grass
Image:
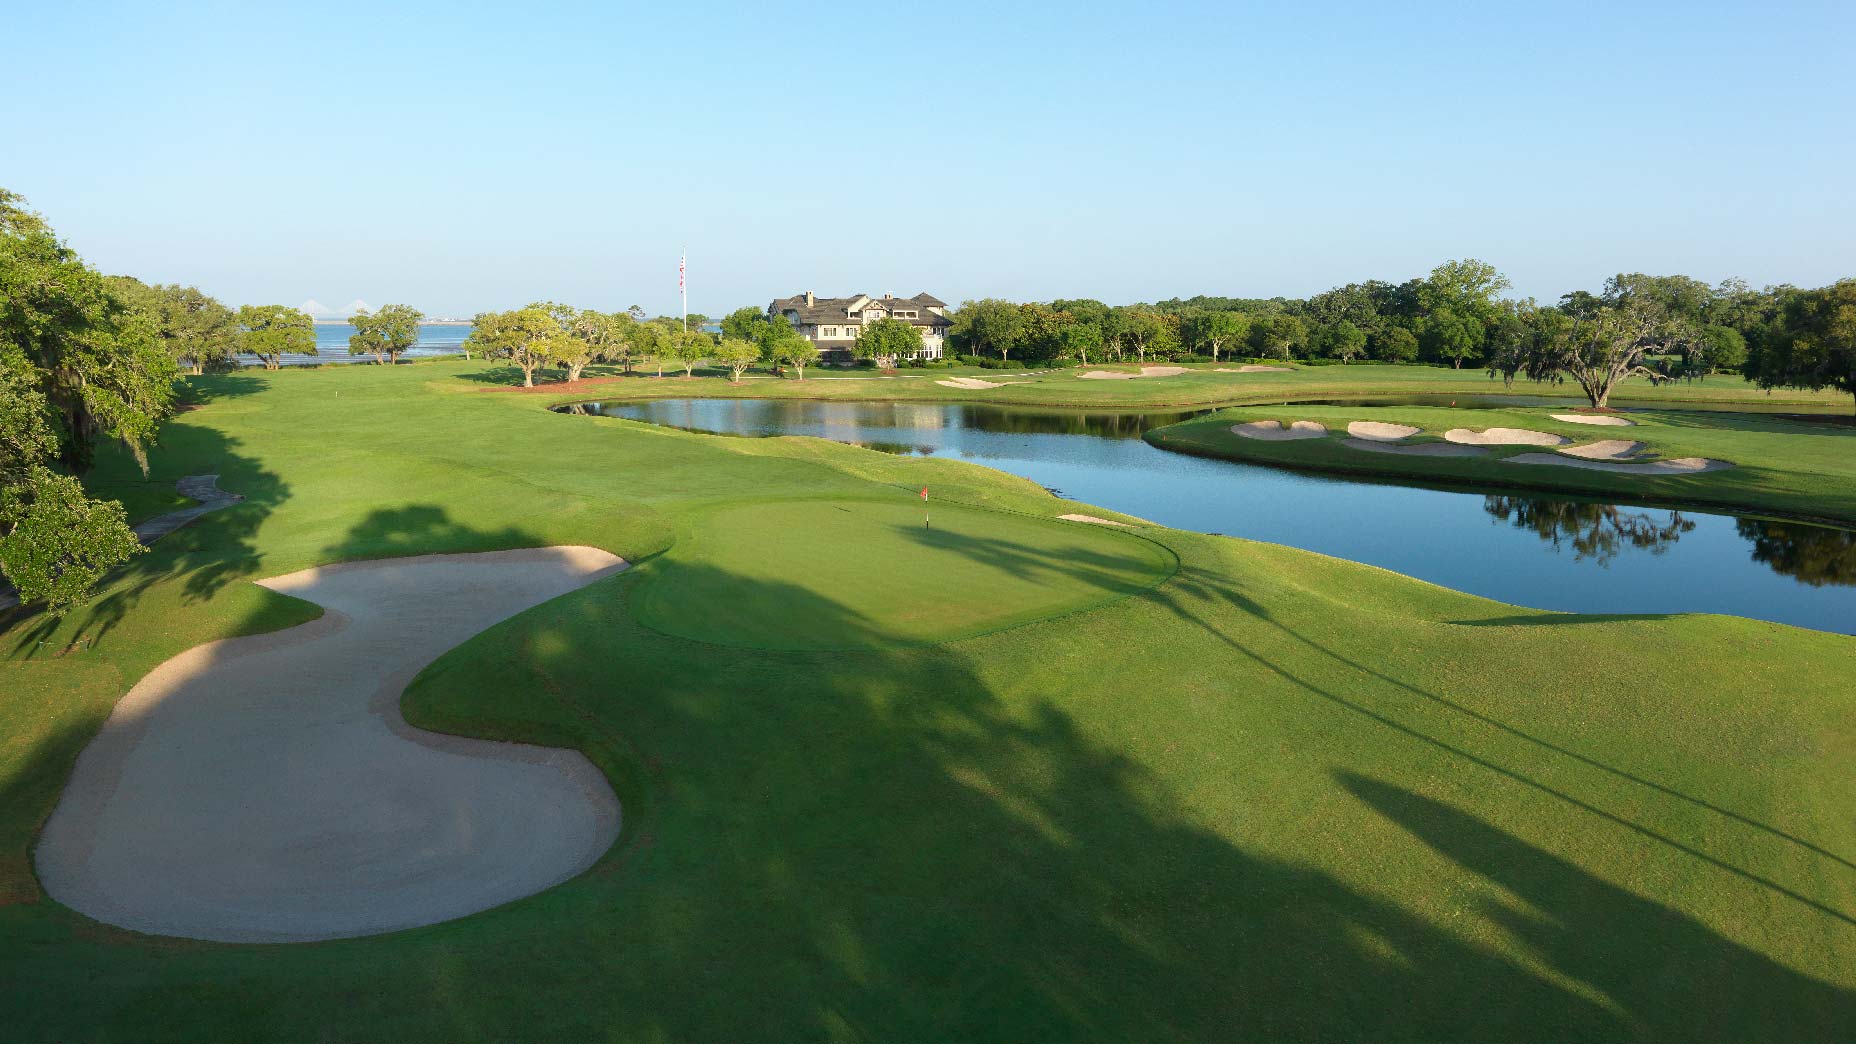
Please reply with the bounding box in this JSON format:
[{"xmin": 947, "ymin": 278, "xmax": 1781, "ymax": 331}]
[
  {"xmin": 3, "ymin": 419, "xmax": 290, "ymax": 657},
  {"xmin": 1145, "ymin": 565, "xmax": 1856, "ymax": 903},
  {"xmin": 5, "ymin": 511, "xmax": 1853, "ymax": 1041}
]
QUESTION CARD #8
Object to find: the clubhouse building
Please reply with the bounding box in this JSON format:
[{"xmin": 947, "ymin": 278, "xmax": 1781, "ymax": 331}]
[{"xmin": 767, "ymin": 291, "xmax": 951, "ymax": 363}]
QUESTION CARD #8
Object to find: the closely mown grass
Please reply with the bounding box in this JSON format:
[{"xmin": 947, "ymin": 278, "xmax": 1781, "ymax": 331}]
[
  {"xmin": 1150, "ymin": 404, "xmax": 1856, "ymax": 526},
  {"xmin": 1, "ymin": 358, "xmax": 1852, "ymax": 1042}
]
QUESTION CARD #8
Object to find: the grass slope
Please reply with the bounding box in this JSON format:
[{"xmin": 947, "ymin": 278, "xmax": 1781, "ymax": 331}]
[
  {"xmin": 1, "ymin": 358, "xmax": 1852, "ymax": 1042},
  {"xmin": 631, "ymin": 499, "xmax": 1175, "ymax": 650},
  {"xmin": 1151, "ymin": 404, "xmax": 1856, "ymax": 526}
]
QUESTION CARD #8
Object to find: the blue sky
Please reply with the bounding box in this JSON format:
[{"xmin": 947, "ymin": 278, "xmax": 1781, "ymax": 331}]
[{"xmin": 6, "ymin": 1, "xmax": 1852, "ymax": 316}]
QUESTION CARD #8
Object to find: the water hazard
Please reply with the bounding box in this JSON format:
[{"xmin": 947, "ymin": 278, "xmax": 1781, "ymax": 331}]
[{"xmin": 561, "ymin": 398, "xmax": 1856, "ymax": 633}]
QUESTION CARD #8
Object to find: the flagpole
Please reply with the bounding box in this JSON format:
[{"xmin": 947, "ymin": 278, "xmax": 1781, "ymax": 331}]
[{"xmin": 680, "ymin": 250, "xmax": 687, "ymax": 333}]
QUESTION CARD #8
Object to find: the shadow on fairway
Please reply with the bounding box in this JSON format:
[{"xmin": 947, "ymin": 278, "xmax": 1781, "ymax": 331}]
[
  {"xmin": 3, "ymin": 421, "xmax": 290, "ymax": 657},
  {"xmin": 4, "ymin": 510, "xmax": 1853, "ymax": 1042},
  {"xmin": 1146, "ymin": 564, "xmax": 1856, "ymax": 901}
]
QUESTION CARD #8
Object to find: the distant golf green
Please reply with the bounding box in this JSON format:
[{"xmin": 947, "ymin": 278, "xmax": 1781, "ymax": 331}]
[
  {"xmin": 2, "ymin": 359, "xmax": 1851, "ymax": 1042},
  {"xmin": 630, "ymin": 499, "xmax": 1174, "ymax": 649}
]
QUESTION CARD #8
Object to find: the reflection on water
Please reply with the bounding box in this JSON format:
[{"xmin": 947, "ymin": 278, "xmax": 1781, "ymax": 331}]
[
  {"xmin": 560, "ymin": 397, "xmax": 1856, "ymax": 632},
  {"xmin": 1736, "ymin": 519, "xmax": 1856, "ymax": 587},
  {"xmin": 1484, "ymin": 498, "xmax": 1696, "ymax": 565}
]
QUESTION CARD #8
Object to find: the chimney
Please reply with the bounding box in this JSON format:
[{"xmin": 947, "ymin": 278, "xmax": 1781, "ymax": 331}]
[
  {"xmin": 804, "ymin": 291, "xmax": 815, "ymax": 306},
  {"xmin": 883, "ymin": 292, "xmax": 893, "ymax": 300}
]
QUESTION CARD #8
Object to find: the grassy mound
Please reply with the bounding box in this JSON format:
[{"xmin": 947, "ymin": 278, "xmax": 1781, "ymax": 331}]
[{"xmin": 630, "ymin": 498, "xmax": 1174, "ymax": 649}]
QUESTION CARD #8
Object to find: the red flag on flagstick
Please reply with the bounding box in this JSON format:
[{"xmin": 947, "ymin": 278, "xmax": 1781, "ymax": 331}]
[{"xmin": 920, "ymin": 486, "xmax": 929, "ymax": 500}]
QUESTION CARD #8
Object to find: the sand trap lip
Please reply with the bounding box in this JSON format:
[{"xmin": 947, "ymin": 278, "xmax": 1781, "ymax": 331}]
[
  {"xmin": 935, "ymin": 376, "xmax": 1023, "ymax": 389},
  {"xmin": 1231, "ymin": 420, "xmax": 1328, "ymax": 441},
  {"xmin": 1558, "ymin": 440, "xmax": 1644, "ymax": 460},
  {"xmin": 1341, "ymin": 438, "xmax": 1488, "ymax": 457},
  {"xmin": 1550, "ymin": 413, "xmax": 1636, "ymax": 426},
  {"xmin": 1057, "ymin": 513, "xmax": 1132, "ymax": 527},
  {"xmin": 1346, "ymin": 421, "xmax": 1422, "ymax": 442},
  {"xmin": 1442, "ymin": 427, "xmax": 1570, "ymax": 447},
  {"xmin": 1078, "ymin": 365, "xmax": 1190, "ymax": 380},
  {"xmin": 1503, "ymin": 453, "xmax": 1735, "ymax": 475},
  {"xmin": 35, "ymin": 547, "xmax": 627, "ymax": 943},
  {"xmin": 1215, "ymin": 364, "xmax": 1292, "ymax": 373}
]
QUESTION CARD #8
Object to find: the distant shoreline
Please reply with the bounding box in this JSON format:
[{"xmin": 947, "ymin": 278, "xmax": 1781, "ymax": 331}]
[{"xmin": 312, "ymin": 319, "xmax": 473, "ymax": 326}]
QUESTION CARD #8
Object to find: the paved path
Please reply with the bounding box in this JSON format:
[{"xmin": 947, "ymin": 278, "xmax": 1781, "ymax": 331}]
[{"xmin": 35, "ymin": 546, "xmax": 627, "ymax": 942}]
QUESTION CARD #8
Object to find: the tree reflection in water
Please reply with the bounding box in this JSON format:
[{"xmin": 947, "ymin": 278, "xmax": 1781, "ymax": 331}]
[
  {"xmin": 1482, "ymin": 496, "xmax": 1695, "ymax": 565},
  {"xmin": 1735, "ymin": 518, "xmax": 1856, "ymax": 587}
]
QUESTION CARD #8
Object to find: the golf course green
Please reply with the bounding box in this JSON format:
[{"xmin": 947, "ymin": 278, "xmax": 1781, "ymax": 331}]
[
  {"xmin": 3, "ymin": 358, "xmax": 1853, "ymax": 1042},
  {"xmin": 1152, "ymin": 403, "xmax": 1856, "ymax": 526}
]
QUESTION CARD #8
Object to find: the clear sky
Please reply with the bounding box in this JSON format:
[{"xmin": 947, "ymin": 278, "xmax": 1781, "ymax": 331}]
[{"xmin": 6, "ymin": 1, "xmax": 1852, "ymax": 317}]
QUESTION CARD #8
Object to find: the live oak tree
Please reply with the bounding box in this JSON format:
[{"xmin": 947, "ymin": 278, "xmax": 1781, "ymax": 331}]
[
  {"xmin": 462, "ymin": 306, "xmax": 557, "ymax": 387},
  {"xmin": 853, "ymin": 317, "xmax": 921, "ymax": 369},
  {"xmin": 2, "ymin": 188, "xmax": 175, "ymax": 611},
  {"xmin": 669, "ymin": 330, "xmax": 711, "ymax": 377},
  {"xmin": 951, "ymin": 299, "xmax": 1025, "ymax": 361},
  {"xmin": 1315, "ymin": 319, "xmax": 1367, "ymax": 363},
  {"xmin": 1521, "ymin": 296, "xmax": 1693, "ymax": 408},
  {"xmin": 347, "ymin": 303, "xmax": 424, "ymax": 365},
  {"xmin": 711, "ymin": 337, "xmax": 762, "ymax": 383},
  {"xmin": 763, "ymin": 321, "xmax": 819, "ymax": 380},
  {"xmin": 1184, "ymin": 309, "xmax": 1249, "ymax": 363},
  {"xmin": 1059, "ymin": 322, "xmax": 1103, "ymax": 367},
  {"xmin": 1749, "ymin": 279, "xmax": 1856, "ymax": 414},
  {"xmin": 721, "ymin": 305, "xmax": 767, "ymax": 343},
  {"xmin": 108, "ymin": 277, "xmax": 239, "ymax": 375},
  {"xmin": 237, "ymin": 304, "xmax": 316, "ymax": 370}
]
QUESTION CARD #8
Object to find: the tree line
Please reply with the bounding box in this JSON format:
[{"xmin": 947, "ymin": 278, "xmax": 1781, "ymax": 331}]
[{"xmin": 945, "ymin": 262, "xmax": 1856, "ymax": 410}]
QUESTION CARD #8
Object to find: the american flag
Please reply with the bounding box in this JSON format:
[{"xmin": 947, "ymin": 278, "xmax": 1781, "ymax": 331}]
[{"xmin": 678, "ymin": 254, "xmax": 685, "ymax": 292}]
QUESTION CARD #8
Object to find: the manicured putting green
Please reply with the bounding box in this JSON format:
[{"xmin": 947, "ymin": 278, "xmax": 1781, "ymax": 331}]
[{"xmin": 628, "ymin": 498, "xmax": 1174, "ymax": 649}]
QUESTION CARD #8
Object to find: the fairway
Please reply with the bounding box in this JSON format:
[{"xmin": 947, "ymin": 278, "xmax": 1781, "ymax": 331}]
[
  {"xmin": 2, "ymin": 361, "xmax": 1851, "ymax": 1042},
  {"xmin": 629, "ymin": 498, "xmax": 1175, "ymax": 649}
]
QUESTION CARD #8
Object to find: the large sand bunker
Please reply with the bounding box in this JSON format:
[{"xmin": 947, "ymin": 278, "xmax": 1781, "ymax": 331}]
[
  {"xmin": 1058, "ymin": 513, "xmax": 1132, "ymax": 527},
  {"xmin": 1503, "ymin": 454, "xmax": 1735, "ymax": 475},
  {"xmin": 1342, "ymin": 439, "xmax": 1488, "ymax": 457},
  {"xmin": 1346, "ymin": 421, "xmax": 1422, "ymax": 442},
  {"xmin": 36, "ymin": 547, "xmax": 627, "ymax": 943},
  {"xmin": 1232, "ymin": 420, "xmax": 1328, "ymax": 441},
  {"xmin": 1078, "ymin": 365, "xmax": 1191, "ymax": 380},
  {"xmin": 1442, "ymin": 427, "xmax": 1570, "ymax": 447},
  {"xmin": 1551, "ymin": 413, "xmax": 1636, "ymax": 426},
  {"xmin": 1558, "ymin": 440, "xmax": 1645, "ymax": 460},
  {"xmin": 1215, "ymin": 364, "xmax": 1292, "ymax": 373}
]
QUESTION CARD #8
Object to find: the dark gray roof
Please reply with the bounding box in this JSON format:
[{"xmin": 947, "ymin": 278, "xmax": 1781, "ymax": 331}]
[{"xmin": 768, "ymin": 292, "xmax": 950, "ymax": 327}]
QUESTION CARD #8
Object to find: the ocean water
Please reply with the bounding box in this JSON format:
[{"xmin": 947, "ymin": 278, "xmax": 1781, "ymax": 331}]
[{"xmin": 236, "ymin": 322, "xmax": 473, "ymax": 366}]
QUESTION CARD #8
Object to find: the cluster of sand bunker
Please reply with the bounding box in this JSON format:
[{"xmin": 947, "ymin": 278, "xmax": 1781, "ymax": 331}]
[
  {"xmin": 1228, "ymin": 415, "xmax": 1736, "ymax": 475},
  {"xmin": 1079, "ymin": 365, "xmax": 1191, "ymax": 380},
  {"xmin": 1231, "ymin": 420, "xmax": 1328, "ymax": 441}
]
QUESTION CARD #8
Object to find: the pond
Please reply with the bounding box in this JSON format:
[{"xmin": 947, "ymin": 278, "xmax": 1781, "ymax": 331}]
[{"xmin": 560, "ymin": 398, "xmax": 1856, "ymax": 634}]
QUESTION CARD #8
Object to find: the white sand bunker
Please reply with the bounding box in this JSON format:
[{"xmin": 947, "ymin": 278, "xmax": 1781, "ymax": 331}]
[
  {"xmin": 936, "ymin": 376, "xmax": 1011, "ymax": 389},
  {"xmin": 1504, "ymin": 454, "xmax": 1735, "ymax": 475},
  {"xmin": 1342, "ymin": 438, "xmax": 1487, "ymax": 457},
  {"xmin": 1078, "ymin": 365, "xmax": 1191, "ymax": 380},
  {"xmin": 1558, "ymin": 440, "xmax": 1644, "ymax": 460},
  {"xmin": 1232, "ymin": 420, "xmax": 1328, "ymax": 441},
  {"xmin": 1215, "ymin": 364, "xmax": 1292, "ymax": 373},
  {"xmin": 36, "ymin": 547, "xmax": 627, "ymax": 943},
  {"xmin": 1058, "ymin": 513, "xmax": 1132, "ymax": 527},
  {"xmin": 1550, "ymin": 413, "xmax": 1636, "ymax": 426},
  {"xmin": 1346, "ymin": 421, "xmax": 1422, "ymax": 442},
  {"xmin": 1443, "ymin": 427, "xmax": 1569, "ymax": 447}
]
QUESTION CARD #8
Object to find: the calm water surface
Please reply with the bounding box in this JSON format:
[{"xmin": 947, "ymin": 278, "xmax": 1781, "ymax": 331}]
[
  {"xmin": 234, "ymin": 322, "xmax": 472, "ymax": 366},
  {"xmin": 564, "ymin": 398, "xmax": 1856, "ymax": 633}
]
